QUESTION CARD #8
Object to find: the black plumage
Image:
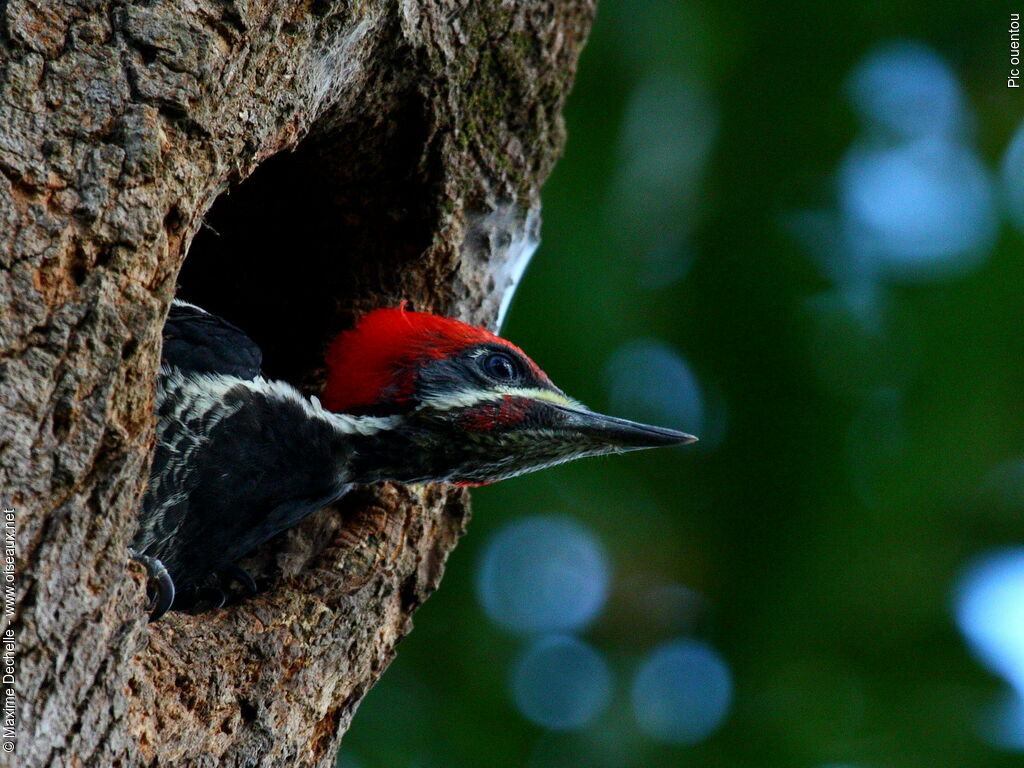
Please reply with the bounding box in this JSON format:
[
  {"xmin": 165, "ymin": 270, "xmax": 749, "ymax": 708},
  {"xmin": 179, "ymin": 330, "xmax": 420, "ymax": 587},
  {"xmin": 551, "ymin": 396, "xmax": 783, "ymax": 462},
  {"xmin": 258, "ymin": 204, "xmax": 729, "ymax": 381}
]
[
  {"xmin": 133, "ymin": 301, "xmax": 361, "ymax": 614},
  {"xmin": 161, "ymin": 300, "xmax": 263, "ymax": 379}
]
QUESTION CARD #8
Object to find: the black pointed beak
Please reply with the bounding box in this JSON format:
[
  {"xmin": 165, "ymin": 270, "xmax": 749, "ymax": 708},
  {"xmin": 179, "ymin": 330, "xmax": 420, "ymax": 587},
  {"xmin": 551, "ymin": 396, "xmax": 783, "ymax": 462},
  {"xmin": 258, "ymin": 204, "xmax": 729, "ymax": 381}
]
[{"xmin": 548, "ymin": 403, "xmax": 698, "ymax": 450}]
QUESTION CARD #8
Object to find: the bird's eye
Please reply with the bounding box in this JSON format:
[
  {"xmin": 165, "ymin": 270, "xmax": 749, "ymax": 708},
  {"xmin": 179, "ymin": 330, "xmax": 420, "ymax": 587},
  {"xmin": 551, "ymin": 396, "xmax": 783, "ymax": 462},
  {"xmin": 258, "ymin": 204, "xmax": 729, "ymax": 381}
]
[{"xmin": 483, "ymin": 352, "xmax": 518, "ymax": 381}]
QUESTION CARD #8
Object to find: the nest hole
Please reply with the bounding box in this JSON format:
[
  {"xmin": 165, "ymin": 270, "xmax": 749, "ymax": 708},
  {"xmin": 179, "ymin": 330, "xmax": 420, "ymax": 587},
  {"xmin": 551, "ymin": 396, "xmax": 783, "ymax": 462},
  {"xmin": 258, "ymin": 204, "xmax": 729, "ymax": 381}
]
[
  {"xmin": 177, "ymin": 95, "xmax": 440, "ymax": 390},
  {"xmin": 169, "ymin": 94, "xmax": 444, "ymax": 606}
]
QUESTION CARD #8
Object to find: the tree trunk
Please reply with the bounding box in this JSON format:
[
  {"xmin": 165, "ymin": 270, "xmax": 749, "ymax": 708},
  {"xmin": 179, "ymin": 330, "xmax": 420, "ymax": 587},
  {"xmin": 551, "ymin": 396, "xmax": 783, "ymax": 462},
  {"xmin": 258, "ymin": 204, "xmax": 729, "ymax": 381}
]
[{"xmin": 0, "ymin": 1, "xmax": 594, "ymax": 765}]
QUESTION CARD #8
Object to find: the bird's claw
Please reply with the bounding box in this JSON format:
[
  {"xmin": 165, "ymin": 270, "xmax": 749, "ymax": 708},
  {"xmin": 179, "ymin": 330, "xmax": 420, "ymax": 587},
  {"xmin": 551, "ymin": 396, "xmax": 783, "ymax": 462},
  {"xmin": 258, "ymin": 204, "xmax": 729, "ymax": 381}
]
[
  {"xmin": 219, "ymin": 562, "xmax": 258, "ymax": 597},
  {"xmin": 128, "ymin": 548, "xmax": 176, "ymax": 622},
  {"xmin": 193, "ymin": 585, "xmax": 227, "ymax": 611}
]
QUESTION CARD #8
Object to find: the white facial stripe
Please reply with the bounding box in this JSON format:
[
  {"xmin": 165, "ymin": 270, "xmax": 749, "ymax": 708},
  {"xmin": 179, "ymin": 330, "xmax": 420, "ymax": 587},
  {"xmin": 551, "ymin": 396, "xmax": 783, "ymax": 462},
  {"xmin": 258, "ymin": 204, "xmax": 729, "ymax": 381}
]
[
  {"xmin": 419, "ymin": 386, "xmax": 582, "ymax": 413},
  {"xmin": 170, "ymin": 298, "xmax": 209, "ymax": 314},
  {"xmin": 159, "ymin": 367, "xmax": 401, "ymax": 437}
]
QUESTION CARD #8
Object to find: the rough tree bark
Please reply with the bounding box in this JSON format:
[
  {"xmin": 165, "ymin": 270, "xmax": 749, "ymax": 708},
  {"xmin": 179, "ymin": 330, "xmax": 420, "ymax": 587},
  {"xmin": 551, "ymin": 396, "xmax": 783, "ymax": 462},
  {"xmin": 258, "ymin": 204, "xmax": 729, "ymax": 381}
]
[{"xmin": 0, "ymin": 1, "xmax": 594, "ymax": 766}]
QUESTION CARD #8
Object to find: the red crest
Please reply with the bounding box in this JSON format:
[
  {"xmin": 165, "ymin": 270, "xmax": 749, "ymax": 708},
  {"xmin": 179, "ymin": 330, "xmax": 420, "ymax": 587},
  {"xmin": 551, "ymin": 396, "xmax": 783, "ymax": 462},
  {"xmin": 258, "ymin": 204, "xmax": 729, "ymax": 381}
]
[{"xmin": 322, "ymin": 304, "xmax": 547, "ymax": 413}]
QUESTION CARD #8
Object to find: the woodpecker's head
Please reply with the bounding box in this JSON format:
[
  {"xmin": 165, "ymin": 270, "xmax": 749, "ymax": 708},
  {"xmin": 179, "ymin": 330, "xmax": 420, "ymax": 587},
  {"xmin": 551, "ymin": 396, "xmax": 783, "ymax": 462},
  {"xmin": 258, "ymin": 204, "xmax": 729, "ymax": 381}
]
[{"xmin": 323, "ymin": 306, "xmax": 696, "ymax": 486}]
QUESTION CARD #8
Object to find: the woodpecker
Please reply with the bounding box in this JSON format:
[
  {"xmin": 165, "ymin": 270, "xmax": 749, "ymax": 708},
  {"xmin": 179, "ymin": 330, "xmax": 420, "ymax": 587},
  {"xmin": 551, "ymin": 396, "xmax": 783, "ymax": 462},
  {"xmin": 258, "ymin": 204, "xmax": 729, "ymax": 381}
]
[{"xmin": 132, "ymin": 300, "xmax": 696, "ymax": 619}]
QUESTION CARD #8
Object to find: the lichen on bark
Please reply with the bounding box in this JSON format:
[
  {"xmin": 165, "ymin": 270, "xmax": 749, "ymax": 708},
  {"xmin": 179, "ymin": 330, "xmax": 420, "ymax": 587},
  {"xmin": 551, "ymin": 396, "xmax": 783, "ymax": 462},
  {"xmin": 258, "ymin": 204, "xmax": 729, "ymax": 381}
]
[{"xmin": 0, "ymin": 1, "xmax": 594, "ymax": 766}]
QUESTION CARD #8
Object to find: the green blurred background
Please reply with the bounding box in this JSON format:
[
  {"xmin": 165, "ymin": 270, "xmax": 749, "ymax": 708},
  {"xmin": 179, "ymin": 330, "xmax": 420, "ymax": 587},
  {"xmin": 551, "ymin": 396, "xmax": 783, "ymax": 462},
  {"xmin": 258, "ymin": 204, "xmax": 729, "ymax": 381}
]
[{"xmin": 342, "ymin": 2, "xmax": 1024, "ymax": 766}]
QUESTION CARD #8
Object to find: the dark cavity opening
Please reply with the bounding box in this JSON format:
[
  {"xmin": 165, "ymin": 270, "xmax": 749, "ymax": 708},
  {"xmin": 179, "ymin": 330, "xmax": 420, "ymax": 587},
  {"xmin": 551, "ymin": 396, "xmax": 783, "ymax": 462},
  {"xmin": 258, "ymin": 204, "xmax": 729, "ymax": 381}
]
[{"xmin": 177, "ymin": 93, "xmax": 439, "ymax": 390}]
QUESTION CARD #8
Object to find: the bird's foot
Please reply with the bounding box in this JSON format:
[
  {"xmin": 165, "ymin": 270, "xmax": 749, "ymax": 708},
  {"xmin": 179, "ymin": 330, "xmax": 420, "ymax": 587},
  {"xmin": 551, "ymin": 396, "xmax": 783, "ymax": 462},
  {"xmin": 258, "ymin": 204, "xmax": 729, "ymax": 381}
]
[
  {"xmin": 167, "ymin": 565, "xmax": 257, "ymax": 615},
  {"xmin": 192, "ymin": 585, "xmax": 228, "ymax": 611},
  {"xmin": 128, "ymin": 548, "xmax": 176, "ymax": 622},
  {"xmin": 218, "ymin": 562, "xmax": 259, "ymax": 598}
]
